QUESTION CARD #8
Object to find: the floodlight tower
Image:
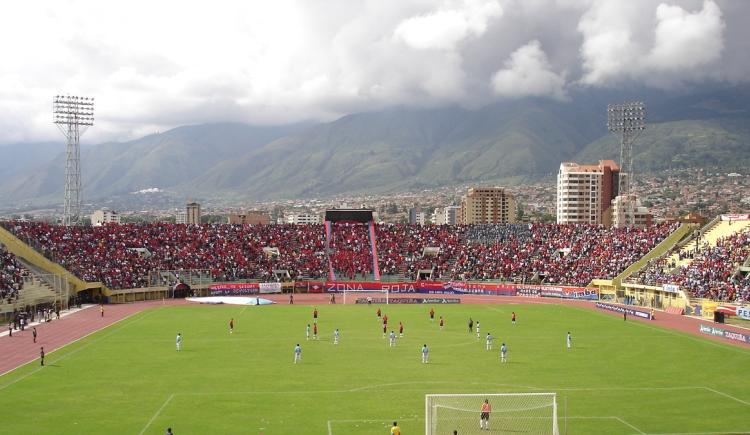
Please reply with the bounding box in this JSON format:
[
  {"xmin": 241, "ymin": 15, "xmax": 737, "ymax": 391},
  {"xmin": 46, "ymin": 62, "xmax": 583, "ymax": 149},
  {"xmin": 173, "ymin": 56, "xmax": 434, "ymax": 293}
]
[
  {"xmin": 607, "ymin": 102, "xmax": 645, "ymax": 224},
  {"xmin": 53, "ymin": 95, "xmax": 94, "ymax": 226}
]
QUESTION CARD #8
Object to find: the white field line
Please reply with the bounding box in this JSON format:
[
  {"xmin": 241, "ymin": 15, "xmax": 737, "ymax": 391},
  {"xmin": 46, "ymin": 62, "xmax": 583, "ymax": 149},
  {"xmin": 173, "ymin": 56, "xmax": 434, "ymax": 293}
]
[
  {"xmin": 327, "ymin": 418, "xmax": 418, "ymax": 435},
  {"xmin": 616, "ymin": 416, "xmax": 646, "ymax": 434},
  {"xmin": 141, "ymin": 385, "xmax": 749, "ymax": 435},
  {"xmin": 553, "ymin": 385, "xmax": 750, "ymax": 408},
  {"xmin": 702, "ymin": 387, "xmax": 750, "ymax": 406},
  {"xmin": 642, "ymin": 432, "xmax": 750, "ymax": 435},
  {"xmin": 0, "ymin": 307, "xmax": 161, "ymax": 389},
  {"xmin": 565, "ymin": 416, "xmax": 645, "ymax": 434},
  {"xmin": 563, "ymin": 305, "xmax": 750, "ymax": 355},
  {"xmin": 138, "ymin": 393, "xmax": 174, "ymax": 435}
]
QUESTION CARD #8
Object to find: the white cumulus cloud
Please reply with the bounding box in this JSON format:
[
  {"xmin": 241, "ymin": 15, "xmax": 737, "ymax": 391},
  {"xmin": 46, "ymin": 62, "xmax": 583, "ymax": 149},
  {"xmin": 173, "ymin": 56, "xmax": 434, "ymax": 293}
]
[
  {"xmin": 393, "ymin": 0, "xmax": 503, "ymax": 50},
  {"xmin": 579, "ymin": 0, "xmax": 726, "ymax": 86},
  {"xmin": 491, "ymin": 40, "xmax": 567, "ymax": 100},
  {"xmin": 647, "ymin": 0, "xmax": 724, "ymax": 71}
]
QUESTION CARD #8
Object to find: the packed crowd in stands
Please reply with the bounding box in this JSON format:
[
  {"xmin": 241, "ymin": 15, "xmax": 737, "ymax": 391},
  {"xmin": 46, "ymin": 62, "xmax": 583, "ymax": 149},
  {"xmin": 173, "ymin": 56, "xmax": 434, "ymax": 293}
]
[
  {"xmin": 377, "ymin": 224, "xmax": 464, "ymax": 279},
  {"xmin": 627, "ymin": 228, "xmax": 750, "ymax": 302},
  {"xmin": 1, "ymin": 244, "xmax": 24, "ymax": 303},
  {"xmin": 449, "ymin": 223, "xmax": 677, "ymax": 285},
  {"xmin": 328, "ymin": 223, "xmax": 374, "ymax": 280},
  {"xmin": 2, "ymin": 221, "xmax": 679, "ymax": 290},
  {"xmin": 6, "ymin": 222, "xmax": 328, "ymax": 289}
]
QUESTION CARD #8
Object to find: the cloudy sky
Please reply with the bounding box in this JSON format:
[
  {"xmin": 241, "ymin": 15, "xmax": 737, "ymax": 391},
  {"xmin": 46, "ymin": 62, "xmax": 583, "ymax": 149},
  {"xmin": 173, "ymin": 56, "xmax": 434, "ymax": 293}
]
[{"xmin": 0, "ymin": 0, "xmax": 746, "ymax": 144}]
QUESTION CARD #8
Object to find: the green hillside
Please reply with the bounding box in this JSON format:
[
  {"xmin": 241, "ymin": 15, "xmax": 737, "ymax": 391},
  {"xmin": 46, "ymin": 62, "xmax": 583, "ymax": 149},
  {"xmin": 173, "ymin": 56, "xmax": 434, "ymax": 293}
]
[
  {"xmin": 575, "ymin": 118, "xmax": 750, "ymax": 171},
  {"xmin": 2, "ymin": 86, "xmax": 750, "ymax": 205}
]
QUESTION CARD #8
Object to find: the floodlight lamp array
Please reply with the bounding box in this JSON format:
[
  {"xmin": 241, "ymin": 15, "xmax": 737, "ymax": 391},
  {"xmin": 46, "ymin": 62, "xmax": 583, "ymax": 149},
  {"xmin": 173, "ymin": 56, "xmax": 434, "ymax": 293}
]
[
  {"xmin": 53, "ymin": 95, "xmax": 95, "ymax": 126},
  {"xmin": 607, "ymin": 102, "xmax": 645, "ymax": 133}
]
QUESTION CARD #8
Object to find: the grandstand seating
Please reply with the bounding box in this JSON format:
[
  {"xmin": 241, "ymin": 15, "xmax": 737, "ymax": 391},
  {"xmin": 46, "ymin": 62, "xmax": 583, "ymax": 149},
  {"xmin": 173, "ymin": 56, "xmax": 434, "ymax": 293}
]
[
  {"xmin": 1, "ymin": 243, "xmax": 25, "ymax": 304},
  {"xmin": 2, "ymin": 221, "xmax": 679, "ymax": 290},
  {"xmin": 627, "ymin": 226, "xmax": 750, "ymax": 303},
  {"xmin": 664, "ymin": 219, "xmax": 750, "ymax": 270}
]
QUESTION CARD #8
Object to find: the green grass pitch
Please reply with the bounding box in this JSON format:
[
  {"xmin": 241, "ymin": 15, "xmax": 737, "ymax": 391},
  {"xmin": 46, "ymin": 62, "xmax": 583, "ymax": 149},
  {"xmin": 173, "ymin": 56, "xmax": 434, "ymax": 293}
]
[{"xmin": 1, "ymin": 302, "xmax": 749, "ymax": 434}]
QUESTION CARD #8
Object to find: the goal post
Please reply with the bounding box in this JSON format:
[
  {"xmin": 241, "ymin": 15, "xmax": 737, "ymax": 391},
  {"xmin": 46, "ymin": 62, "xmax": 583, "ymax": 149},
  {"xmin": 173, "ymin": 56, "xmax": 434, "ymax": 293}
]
[
  {"xmin": 425, "ymin": 393, "xmax": 558, "ymax": 435},
  {"xmin": 341, "ymin": 288, "xmax": 389, "ymax": 305}
]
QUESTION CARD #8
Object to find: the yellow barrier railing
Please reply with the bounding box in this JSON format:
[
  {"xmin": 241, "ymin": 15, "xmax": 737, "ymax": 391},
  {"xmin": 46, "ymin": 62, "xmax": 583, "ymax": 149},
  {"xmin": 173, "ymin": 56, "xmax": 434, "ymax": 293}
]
[
  {"xmin": 611, "ymin": 223, "xmax": 696, "ymax": 288},
  {"xmin": 0, "ymin": 225, "xmax": 110, "ymax": 295}
]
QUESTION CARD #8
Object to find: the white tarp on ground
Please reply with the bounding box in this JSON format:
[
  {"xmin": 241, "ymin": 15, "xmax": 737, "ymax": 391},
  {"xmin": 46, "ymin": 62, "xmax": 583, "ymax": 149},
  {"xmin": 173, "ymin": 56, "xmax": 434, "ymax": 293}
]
[{"xmin": 186, "ymin": 296, "xmax": 275, "ymax": 305}]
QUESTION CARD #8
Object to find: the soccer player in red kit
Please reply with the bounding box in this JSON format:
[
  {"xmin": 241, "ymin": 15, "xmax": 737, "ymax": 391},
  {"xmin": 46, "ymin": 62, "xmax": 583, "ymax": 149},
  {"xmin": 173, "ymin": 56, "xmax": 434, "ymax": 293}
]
[
  {"xmin": 313, "ymin": 308, "xmax": 318, "ymax": 324},
  {"xmin": 429, "ymin": 308, "xmax": 435, "ymax": 321},
  {"xmin": 377, "ymin": 308, "xmax": 381, "ymax": 318},
  {"xmin": 313, "ymin": 323, "xmax": 318, "ymax": 339},
  {"xmin": 512, "ymin": 311, "xmax": 516, "ymax": 325},
  {"xmin": 382, "ymin": 322, "xmax": 387, "ymax": 338},
  {"xmin": 383, "ymin": 314, "xmax": 388, "ymax": 326},
  {"xmin": 439, "ymin": 316, "xmax": 445, "ymax": 330},
  {"xmin": 399, "ymin": 321, "xmax": 404, "ymax": 337}
]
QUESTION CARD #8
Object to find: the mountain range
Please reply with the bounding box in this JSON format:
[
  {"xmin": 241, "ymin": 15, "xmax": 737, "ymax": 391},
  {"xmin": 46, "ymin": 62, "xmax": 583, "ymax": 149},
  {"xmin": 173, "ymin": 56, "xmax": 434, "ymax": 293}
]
[{"xmin": 1, "ymin": 86, "xmax": 749, "ymax": 208}]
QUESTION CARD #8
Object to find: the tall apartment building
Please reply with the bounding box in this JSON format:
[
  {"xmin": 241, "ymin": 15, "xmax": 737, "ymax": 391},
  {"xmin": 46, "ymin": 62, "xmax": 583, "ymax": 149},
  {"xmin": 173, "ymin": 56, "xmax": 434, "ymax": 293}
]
[
  {"xmin": 90, "ymin": 209, "xmax": 121, "ymax": 226},
  {"xmin": 444, "ymin": 205, "xmax": 460, "ymax": 225},
  {"xmin": 431, "ymin": 209, "xmax": 446, "ymax": 225},
  {"xmin": 285, "ymin": 213, "xmax": 322, "ymax": 225},
  {"xmin": 186, "ymin": 202, "xmax": 201, "ymax": 225},
  {"xmin": 175, "ymin": 210, "xmax": 187, "ymax": 224},
  {"xmin": 460, "ymin": 187, "xmax": 517, "ymax": 224},
  {"xmin": 408, "ymin": 207, "xmax": 426, "ymax": 225},
  {"xmin": 612, "ymin": 194, "xmax": 653, "ymax": 227},
  {"xmin": 556, "ymin": 160, "xmax": 620, "ymax": 225}
]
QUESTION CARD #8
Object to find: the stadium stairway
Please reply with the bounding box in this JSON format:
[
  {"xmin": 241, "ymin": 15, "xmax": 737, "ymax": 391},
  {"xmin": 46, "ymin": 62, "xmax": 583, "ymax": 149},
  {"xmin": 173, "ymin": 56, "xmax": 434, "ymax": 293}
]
[
  {"xmin": 667, "ymin": 219, "xmax": 750, "ymax": 271},
  {"xmin": 0, "ymin": 276, "xmax": 58, "ymax": 315},
  {"xmin": 0, "ymin": 225, "xmax": 109, "ymax": 297},
  {"xmin": 616, "ymin": 223, "xmax": 695, "ymax": 287}
]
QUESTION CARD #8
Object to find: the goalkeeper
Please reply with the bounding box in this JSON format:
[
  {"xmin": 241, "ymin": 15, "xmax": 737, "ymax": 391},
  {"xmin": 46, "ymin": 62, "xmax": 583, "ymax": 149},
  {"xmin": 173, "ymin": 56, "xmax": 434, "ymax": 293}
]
[{"xmin": 480, "ymin": 398, "xmax": 492, "ymax": 430}]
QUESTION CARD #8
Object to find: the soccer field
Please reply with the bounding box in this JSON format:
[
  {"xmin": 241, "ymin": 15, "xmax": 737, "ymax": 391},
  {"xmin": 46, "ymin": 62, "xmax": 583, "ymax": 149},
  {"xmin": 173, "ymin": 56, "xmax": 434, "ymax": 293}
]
[{"xmin": 1, "ymin": 302, "xmax": 748, "ymax": 434}]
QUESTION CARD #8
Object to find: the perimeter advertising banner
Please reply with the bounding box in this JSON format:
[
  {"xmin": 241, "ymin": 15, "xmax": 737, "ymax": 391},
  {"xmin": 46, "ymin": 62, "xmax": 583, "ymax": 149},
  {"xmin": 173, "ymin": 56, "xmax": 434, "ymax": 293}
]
[
  {"xmin": 209, "ymin": 282, "xmax": 260, "ymax": 296},
  {"xmin": 297, "ymin": 281, "xmax": 597, "ymax": 299},
  {"xmin": 699, "ymin": 324, "xmax": 750, "ymax": 344},
  {"xmin": 737, "ymin": 306, "xmax": 750, "ymax": 320},
  {"xmin": 721, "ymin": 214, "xmax": 750, "ymax": 221},
  {"xmin": 516, "ymin": 285, "xmax": 599, "ymax": 300},
  {"xmin": 595, "ymin": 302, "xmax": 653, "ymax": 319},
  {"xmin": 355, "ymin": 297, "xmax": 461, "ymax": 304},
  {"xmin": 259, "ymin": 282, "xmax": 283, "ymax": 294}
]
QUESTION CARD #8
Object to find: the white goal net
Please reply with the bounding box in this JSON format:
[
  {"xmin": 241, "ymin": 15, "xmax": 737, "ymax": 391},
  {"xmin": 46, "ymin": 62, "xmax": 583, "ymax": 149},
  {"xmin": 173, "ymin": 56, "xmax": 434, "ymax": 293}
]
[
  {"xmin": 425, "ymin": 393, "xmax": 558, "ymax": 435},
  {"xmin": 342, "ymin": 289, "xmax": 389, "ymax": 305}
]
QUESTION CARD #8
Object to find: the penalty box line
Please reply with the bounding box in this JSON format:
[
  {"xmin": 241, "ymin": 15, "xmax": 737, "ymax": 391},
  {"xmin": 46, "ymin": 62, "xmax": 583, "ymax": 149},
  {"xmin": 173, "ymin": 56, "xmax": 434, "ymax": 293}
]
[
  {"xmin": 327, "ymin": 418, "xmax": 419, "ymax": 435},
  {"xmin": 137, "ymin": 384, "xmax": 747, "ymax": 434}
]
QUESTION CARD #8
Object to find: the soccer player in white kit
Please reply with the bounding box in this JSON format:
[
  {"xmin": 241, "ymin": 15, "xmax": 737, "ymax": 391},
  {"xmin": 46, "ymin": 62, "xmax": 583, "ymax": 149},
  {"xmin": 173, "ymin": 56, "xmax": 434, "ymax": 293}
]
[
  {"xmin": 389, "ymin": 330, "xmax": 397, "ymax": 347},
  {"xmin": 485, "ymin": 332, "xmax": 493, "ymax": 350},
  {"xmin": 476, "ymin": 321, "xmax": 481, "ymax": 339},
  {"xmin": 176, "ymin": 333, "xmax": 182, "ymax": 351},
  {"xmin": 421, "ymin": 344, "xmax": 429, "ymax": 363},
  {"xmin": 333, "ymin": 328, "xmax": 340, "ymax": 345},
  {"xmin": 306, "ymin": 324, "xmax": 311, "ymax": 340},
  {"xmin": 566, "ymin": 332, "xmax": 572, "ymax": 349},
  {"xmin": 500, "ymin": 343, "xmax": 507, "ymax": 363},
  {"xmin": 294, "ymin": 344, "xmax": 302, "ymax": 363}
]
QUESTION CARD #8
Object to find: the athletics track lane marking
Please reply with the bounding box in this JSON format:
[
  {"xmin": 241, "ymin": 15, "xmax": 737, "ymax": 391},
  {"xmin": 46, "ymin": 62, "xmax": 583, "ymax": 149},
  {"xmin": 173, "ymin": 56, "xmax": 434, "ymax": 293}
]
[{"xmin": 0, "ymin": 307, "xmax": 163, "ymax": 391}]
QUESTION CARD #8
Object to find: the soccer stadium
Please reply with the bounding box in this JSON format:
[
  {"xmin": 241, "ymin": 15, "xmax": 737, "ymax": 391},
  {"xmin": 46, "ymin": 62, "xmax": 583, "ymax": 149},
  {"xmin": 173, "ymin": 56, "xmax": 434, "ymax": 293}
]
[
  {"xmin": 3, "ymin": 2, "xmax": 750, "ymax": 434},
  {"xmin": 1, "ymin": 210, "xmax": 749, "ymax": 434}
]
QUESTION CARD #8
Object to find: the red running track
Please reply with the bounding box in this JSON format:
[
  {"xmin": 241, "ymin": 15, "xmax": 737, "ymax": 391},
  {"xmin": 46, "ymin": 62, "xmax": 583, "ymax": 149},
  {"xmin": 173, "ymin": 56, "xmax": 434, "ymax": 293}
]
[
  {"xmin": 1, "ymin": 295, "xmax": 747, "ymax": 377},
  {"xmin": 0, "ymin": 300, "xmax": 186, "ymax": 377}
]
